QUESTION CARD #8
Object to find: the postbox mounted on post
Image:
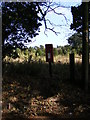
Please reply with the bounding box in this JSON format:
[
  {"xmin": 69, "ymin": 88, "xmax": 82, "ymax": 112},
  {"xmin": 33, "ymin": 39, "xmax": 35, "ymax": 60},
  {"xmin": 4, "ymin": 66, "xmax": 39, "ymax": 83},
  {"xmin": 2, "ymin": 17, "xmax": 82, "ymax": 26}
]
[{"xmin": 45, "ymin": 44, "xmax": 53, "ymax": 62}]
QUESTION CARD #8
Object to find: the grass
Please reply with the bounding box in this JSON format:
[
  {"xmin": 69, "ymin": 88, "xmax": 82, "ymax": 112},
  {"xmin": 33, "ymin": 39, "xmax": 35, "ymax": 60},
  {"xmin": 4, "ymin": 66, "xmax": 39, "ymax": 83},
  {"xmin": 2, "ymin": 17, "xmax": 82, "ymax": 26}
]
[
  {"xmin": 2, "ymin": 60, "xmax": 90, "ymax": 119},
  {"xmin": 3, "ymin": 61, "xmax": 87, "ymax": 96},
  {"xmin": 3, "ymin": 61, "xmax": 83, "ymax": 81},
  {"xmin": 2, "ymin": 62, "xmax": 70, "ymax": 80},
  {"xmin": 2, "ymin": 69, "xmax": 90, "ymax": 119}
]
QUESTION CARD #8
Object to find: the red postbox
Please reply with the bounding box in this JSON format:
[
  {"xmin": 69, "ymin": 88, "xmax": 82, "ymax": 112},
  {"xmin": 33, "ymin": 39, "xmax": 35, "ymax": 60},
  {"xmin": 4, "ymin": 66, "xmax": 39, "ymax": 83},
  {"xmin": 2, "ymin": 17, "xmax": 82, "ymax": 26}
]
[{"xmin": 45, "ymin": 44, "xmax": 53, "ymax": 62}]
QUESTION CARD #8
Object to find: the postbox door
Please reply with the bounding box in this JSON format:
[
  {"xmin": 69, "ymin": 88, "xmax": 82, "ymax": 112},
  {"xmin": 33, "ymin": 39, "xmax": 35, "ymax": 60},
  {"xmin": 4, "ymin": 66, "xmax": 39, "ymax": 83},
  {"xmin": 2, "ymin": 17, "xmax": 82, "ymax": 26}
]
[{"xmin": 45, "ymin": 44, "xmax": 53, "ymax": 62}]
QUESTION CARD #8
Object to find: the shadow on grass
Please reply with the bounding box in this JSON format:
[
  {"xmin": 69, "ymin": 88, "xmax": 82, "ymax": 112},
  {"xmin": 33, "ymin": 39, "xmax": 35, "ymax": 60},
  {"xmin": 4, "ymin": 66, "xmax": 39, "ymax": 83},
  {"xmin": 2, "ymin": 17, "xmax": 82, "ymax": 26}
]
[
  {"xmin": 2, "ymin": 112, "xmax": 90, "ymax": 120},
  {"xmin": 2, "ymin": 62, "xmax": 90, "ymax": 119},
  {"xmin": 2, "ymin": 111, "xmax": 30, "ymax": 120},
  {"xmin": 2, "ymin": 62, "xmax": 70, "ymax": 98}
]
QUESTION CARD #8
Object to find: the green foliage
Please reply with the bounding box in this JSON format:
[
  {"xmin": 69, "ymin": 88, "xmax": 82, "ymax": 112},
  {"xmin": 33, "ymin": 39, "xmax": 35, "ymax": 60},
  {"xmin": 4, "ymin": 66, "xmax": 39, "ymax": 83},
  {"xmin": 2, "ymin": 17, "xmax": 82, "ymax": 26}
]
[
  {"xmin": 67, "ymin": 33, "xmax": 82, "ymax": 55},
  {"xmin": 53, "ymin": 48, "xmax": 58, "ymax": 56},
  {"xmin": 58, "ymin": 48, "xmax": 63, "ymax": 55},
  {"xmin": 40, "ymin": 45, "xmax": 45, "ymax": 56},
  {"xmin": 28, "ymin": 47, "xmax": 35, "ymax": 53},
  {"xmin": 2, "ymin": 2, "xmax": 42, "ymax": 58},
  {"xmin": 40, "ymin": 45, "xmax": 44, "ymax": 50},
  {"xmin": 36, "ymin": 48, "xmax": 42, "ymax": 56},
  {"xmin": 61, "ymin": 47, "xmax": 67, "ymax": 55},
  {"xmin": 68, "ymin": 33, "xmax": 82, "ymax": 48},
  {"xmin": 3, "ymin": 43, "xmax": 83, "ymax": 62},
  {"xmin": 34, "ymin": 45, "xmax": 45, "ymax": 57},
  {"xmin": 71, "ymin": 49, "xmax": 77, "ymax": 54},
  {"xmin": 71, "ymin": 4, "xmax": 82, "ymax": 33},
  {"xmin": 24, "ymin": 49, "xmax": 29, "ymax": 56},
  {"xmin": 57, "ymin": 45, "xmax": 71, "ymax": 56},
  {"xmin": 71, "ymin": 2, "xmax": 90, "ymax": 33},
  {"xmin": 16, "ymin": 48, "xmax": 21, "ymax": 57}
]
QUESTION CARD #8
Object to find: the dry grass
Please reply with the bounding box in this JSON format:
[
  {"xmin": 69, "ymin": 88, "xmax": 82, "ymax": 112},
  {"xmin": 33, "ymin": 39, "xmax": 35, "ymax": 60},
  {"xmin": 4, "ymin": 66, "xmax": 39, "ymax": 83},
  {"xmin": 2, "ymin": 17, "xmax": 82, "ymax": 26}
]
[{"xmin": 3, "ymin": 55, "xmax": 83, "ymax": 64}]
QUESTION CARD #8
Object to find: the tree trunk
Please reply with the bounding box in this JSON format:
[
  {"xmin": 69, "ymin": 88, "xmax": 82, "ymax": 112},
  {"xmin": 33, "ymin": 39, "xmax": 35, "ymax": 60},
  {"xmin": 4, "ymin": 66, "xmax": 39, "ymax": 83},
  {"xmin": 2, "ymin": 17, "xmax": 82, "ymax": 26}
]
[{"xmin": 82, "ymin": 2, "xmax": 89, "ymax": 92}]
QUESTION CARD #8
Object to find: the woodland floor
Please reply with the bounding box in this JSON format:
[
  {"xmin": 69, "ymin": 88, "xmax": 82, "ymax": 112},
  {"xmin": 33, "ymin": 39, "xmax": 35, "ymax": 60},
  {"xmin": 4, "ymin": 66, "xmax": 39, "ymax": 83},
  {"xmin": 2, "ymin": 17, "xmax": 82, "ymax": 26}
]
[{"xmin": 2, "ymin": 74, "xmax": 90, "ymax": 120}]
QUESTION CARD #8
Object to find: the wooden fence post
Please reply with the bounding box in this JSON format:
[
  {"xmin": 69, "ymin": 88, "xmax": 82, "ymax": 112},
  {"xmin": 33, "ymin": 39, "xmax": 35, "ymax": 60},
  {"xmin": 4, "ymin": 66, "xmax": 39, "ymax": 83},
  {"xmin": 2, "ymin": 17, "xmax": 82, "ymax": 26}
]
[{"xmin": 49, "ymin": 62, "xmax": 52, "ymax": 77}]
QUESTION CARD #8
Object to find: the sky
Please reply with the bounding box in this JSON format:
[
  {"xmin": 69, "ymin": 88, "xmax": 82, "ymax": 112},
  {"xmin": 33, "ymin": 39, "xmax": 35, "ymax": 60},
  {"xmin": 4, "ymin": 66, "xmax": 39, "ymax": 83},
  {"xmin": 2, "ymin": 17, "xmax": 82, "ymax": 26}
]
[{"xmin": 26, "ymin": 0, "xmax": 82, "ymax": 48}]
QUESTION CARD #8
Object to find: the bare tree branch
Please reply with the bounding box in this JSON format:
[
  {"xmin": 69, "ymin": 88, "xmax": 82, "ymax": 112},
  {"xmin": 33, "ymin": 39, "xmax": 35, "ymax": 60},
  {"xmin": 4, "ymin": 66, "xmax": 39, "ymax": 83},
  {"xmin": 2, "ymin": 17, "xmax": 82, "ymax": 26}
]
[
  {"xmin": 48, "ymin": 6, "xmax": 69, "ymax": 24},
  {"xmin": 45, "ymin": 27, "xmax": 60, "ymax": 35},
  {"xmin": 37, "ymin": 2, "xmax": 70, "ymax": 36},
  {"xmin": 46, "ymin": 19, "xmax": 67, "ymax": 27}
]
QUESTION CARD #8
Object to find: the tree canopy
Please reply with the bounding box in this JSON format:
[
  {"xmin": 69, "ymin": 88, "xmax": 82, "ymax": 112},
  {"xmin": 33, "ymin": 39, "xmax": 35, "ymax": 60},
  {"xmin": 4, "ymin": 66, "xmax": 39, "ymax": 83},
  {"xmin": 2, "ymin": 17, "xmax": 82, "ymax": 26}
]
[
  {"xmin": 70, "ymin": 3, "xmax": 82, "ymax": 33},
  {"xmin": 71, "ymin": 2, "xmax": 90, "ymax": 33},
  {"xmin": 2, "ymin": 2, "xmax": 70, "ymax": 58},
  {"xmin": 3, "ymin": 2, "xmax": 63, "ymax": 57},
  {"xmin": 2, "ymin": 2, "xmax": 43, "ymax": 57},
  {"xmin": 67, "ymin": 33, "xmax": 82, "ymax": 55}
]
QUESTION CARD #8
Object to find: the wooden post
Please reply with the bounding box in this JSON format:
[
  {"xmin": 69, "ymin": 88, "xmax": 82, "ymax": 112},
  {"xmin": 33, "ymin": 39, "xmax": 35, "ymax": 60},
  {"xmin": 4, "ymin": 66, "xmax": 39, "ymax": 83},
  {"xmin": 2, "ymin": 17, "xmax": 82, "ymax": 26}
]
[
  {"xmin": 49, "ymin": 62, "xmax": 52, "ymax": 77},
  {"xmin": 70, "ymin": 53, "xmax": 75, "ymax": 82},
  {"xmin": 82, "ymin": 2, "xmax": 89, "ymax": 92}
]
